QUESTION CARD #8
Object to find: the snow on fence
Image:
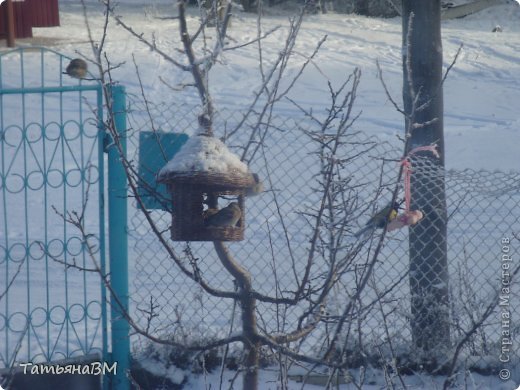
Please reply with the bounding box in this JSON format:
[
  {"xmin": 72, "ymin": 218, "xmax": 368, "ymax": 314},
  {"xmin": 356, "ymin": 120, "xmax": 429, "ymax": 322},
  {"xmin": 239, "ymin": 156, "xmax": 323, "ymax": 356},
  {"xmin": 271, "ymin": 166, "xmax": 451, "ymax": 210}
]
[{"xmin": 126, "ymin": 98, "xmax": 520, "ymax": 377}]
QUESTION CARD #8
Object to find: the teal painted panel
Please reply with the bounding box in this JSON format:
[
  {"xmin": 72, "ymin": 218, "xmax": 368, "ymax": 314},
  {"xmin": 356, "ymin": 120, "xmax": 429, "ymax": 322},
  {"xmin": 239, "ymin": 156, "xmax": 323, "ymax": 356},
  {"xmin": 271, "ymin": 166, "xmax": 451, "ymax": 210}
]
[{"xmin": 138, "ymin": 131, "xmax": 189, "ymax": 210}]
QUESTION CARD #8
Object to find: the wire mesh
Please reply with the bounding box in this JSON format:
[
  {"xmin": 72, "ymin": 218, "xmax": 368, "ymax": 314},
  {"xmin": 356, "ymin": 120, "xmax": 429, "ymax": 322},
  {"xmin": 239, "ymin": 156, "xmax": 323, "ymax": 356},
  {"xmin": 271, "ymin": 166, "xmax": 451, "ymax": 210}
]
[{"xmin": 127, "ymin": 98, "xmax": 520, "ymax": 378}]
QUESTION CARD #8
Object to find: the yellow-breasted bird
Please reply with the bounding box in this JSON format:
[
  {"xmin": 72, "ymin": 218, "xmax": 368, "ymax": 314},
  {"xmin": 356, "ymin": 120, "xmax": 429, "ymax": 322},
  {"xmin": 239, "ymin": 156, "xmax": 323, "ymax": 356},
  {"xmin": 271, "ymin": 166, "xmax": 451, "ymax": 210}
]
[
  {"xmin": 65, "ymin": 58, "xmax": 88, "ymax": 79},
  {"xmin": 354, "ymin": 201, "xmax": 400, "ymax": 238},
  {"xmin": 205, "ymin": 202, "xmax": 241, "ymax": 227}
]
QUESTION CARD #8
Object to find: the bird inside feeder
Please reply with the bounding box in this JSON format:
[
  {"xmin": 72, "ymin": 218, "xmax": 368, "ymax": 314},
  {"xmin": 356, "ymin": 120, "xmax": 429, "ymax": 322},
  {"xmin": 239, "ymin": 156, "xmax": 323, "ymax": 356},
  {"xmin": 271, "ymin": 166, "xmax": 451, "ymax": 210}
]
[
  {"xmin": 204, "ymin": 202, "xmax": 242, "ymax": 227},
  {"xmin": 202, "ymin": 192, "xmax": 242, "ymax": 228}
]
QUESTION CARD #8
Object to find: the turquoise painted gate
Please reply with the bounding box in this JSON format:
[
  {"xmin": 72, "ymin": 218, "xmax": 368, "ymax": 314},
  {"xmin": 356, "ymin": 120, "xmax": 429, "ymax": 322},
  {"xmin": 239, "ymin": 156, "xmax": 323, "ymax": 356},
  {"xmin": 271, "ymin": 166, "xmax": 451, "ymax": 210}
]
[{"xmin": 0, "ymin": 48, "xmax": 129, "ymax": 389}]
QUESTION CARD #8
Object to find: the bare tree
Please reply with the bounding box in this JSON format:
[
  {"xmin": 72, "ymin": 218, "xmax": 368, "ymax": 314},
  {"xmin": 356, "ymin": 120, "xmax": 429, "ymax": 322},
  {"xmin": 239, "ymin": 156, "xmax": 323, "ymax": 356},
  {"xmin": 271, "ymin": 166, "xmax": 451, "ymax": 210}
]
[
  {"xmin": 68, "ymin": 1, "xmax": 418, "ymax": 388},
  {"xmin": 64, "ymin": 1, "xmax": 512, "ymax": 388}
]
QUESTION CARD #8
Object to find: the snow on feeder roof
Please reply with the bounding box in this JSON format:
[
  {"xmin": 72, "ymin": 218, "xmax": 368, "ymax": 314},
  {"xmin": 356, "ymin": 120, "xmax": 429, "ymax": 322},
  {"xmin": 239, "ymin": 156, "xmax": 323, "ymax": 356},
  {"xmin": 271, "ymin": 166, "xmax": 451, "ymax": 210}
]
[{"xmin": 158, "ymin": 135, "xmax": 249, "ymax": 180}]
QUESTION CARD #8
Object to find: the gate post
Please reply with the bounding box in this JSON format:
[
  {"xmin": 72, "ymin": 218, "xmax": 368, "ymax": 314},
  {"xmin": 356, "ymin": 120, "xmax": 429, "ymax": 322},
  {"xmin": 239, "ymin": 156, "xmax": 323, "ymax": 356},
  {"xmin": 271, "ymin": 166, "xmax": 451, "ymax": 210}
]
[
  {"xmin": 107, "ymin": 85, "xmax": 130, "ymax": 389},
  {"xmin": 5, "ymin": 0, "xmax": 15, "ymax": 47}
]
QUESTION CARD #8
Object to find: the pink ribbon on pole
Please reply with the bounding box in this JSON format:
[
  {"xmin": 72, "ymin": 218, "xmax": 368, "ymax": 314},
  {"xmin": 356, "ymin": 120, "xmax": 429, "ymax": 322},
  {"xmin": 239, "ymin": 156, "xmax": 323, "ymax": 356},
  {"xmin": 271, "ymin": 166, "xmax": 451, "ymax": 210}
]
[
  {"xmin": 401, "ymin": 144, "xmax": 440, "ymax": 212},
  {"xmin": 388, "ymin": 144, "xmax": 439, "ymax": 232}
]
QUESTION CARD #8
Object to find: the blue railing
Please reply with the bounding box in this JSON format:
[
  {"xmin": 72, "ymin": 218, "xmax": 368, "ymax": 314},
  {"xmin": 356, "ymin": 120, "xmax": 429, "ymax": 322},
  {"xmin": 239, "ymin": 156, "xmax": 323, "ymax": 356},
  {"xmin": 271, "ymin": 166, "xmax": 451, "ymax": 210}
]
[{"xmin": 0, "ymin": 47, "xmax": 129, "ymax": 389}]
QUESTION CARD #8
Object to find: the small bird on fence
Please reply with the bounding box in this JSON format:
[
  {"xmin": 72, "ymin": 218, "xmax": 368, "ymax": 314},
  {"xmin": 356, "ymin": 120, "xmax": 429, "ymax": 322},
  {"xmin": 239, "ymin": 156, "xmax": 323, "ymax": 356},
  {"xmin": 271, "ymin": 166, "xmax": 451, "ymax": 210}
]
[
  {"xmin": 245, "ymin": 173, "xmax": 264, "ymax": 197},
  {"xmin": 354, "ymin": 201, "xmax": 401, "ymax": 238},
  {"xmin": 65, "ymin": 58, "xmax": 88, "ymax": 79},
  {"xmin": 205, "ymin": 202, "xmax": 241, "ymax": 227}
]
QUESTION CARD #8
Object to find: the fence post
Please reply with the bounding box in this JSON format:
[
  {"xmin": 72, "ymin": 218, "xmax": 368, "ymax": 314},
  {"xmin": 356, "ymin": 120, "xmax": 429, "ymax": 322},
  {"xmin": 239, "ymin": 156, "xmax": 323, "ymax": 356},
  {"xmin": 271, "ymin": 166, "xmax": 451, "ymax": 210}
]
[
  {"xmin": 5, "ymin": 0, "xmax": 15, "ymax": 48},
  {"xmin": 107, "ymin": 85, "xmax": 130, "ymax": 389}
]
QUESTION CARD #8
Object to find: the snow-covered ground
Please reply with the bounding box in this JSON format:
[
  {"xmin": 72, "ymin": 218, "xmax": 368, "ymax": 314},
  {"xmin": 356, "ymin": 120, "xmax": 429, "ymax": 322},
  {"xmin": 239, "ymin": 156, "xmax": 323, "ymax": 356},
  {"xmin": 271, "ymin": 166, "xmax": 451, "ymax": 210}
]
[
  {"xmin": 34, "ymin": 0, "xmax": 520, "ymax": 170},
  {"xmin": 2, "ymin": 0, "xmax": 520, "ymax": 389}
]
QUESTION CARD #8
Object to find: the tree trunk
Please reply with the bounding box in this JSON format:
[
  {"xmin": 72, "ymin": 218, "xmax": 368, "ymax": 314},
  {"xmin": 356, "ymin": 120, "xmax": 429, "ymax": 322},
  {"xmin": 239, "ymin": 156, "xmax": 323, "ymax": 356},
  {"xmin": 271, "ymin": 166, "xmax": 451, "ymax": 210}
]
[
  {"xmin": 354, "ymin": 0, "xmax": 369, "ymax": 15},
  {"xmin": 240, "ymin": 0, "xmax": 255, "ymax": 12},
  {"xmin": 402, "ymin": 0, "xmax": 451, "ymax": 366},
  {"xmin": 213, "ymin": 242, "xmax": 259, "ymax": 390},
  {"xmin": 241, "ymin": 288, "xmax": 259, "ymax": 390}
]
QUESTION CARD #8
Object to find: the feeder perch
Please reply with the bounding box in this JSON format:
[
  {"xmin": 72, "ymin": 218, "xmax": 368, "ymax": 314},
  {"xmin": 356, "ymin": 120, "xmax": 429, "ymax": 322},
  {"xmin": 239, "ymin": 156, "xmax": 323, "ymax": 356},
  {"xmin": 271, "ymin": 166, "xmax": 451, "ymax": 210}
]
[{"xmin": 157, "ymin": 135, "xmax": 256, "ymax": 241}]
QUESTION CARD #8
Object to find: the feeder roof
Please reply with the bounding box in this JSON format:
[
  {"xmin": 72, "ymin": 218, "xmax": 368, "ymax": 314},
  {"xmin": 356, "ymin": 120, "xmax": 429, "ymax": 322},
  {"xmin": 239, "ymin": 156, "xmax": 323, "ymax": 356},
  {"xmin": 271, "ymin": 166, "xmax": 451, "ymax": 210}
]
[{"xmin": 158, "ymin": 135, "xmax": 250, "ymax": 181}]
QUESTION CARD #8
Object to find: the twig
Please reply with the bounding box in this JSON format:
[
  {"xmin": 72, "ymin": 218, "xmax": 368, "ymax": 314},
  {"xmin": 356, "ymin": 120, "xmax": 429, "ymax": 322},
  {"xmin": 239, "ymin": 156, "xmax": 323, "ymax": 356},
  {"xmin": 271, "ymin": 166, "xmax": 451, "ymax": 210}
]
[
  {"xmin": 178, "ymin": 0, "xmax": 221, "ymax": 129},
  {"xmin": 112, "ymin": 13, "xmax": 190, "ymax": 71},
  {"xmin": 0, "ymin": 257, "xmax": 25, "ymax": 303}
]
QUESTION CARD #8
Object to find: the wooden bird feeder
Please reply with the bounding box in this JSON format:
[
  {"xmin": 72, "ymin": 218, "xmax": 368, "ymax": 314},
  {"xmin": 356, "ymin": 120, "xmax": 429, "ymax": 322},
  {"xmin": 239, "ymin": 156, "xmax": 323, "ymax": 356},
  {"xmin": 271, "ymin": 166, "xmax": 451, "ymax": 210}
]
[
  {"xmin": 158, "ymin": 171, "xmax": 254, "ymax": 241},
  {"xmin": 157, "ymin": 135, "xmax": 255, "ymax": 242}
]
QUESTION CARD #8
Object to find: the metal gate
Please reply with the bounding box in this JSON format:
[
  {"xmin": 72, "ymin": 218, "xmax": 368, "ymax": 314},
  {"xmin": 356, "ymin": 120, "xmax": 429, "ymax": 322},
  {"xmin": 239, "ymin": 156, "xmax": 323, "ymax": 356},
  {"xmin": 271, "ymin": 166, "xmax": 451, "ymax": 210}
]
[{"xmin": 0, "ymin": 47, "xmax": 128, "ymax": 389}]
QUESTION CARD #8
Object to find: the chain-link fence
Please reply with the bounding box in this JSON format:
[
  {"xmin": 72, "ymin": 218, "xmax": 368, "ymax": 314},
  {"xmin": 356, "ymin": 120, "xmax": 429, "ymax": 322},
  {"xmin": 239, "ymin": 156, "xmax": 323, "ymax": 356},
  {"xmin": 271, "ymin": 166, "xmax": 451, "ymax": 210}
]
[{"xmin": 125, "ymin": 96, "xmax": 520, "ymax": 382}]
